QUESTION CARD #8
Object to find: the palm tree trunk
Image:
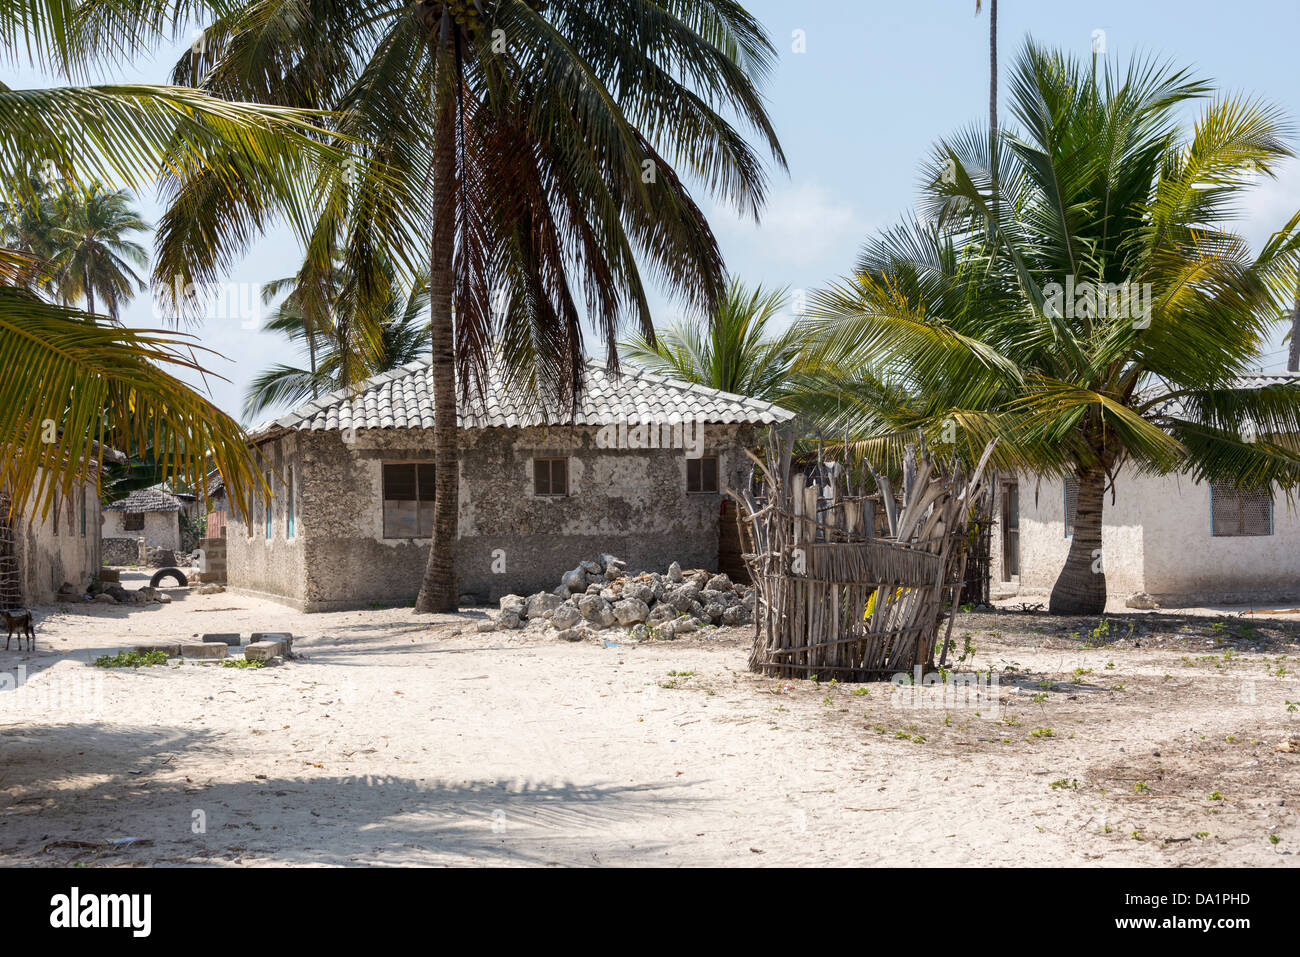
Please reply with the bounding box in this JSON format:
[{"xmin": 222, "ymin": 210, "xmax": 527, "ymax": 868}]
[
  {"xmin": 988, "ymin": 0, "xmax": 998, "ymax": 218},
  {"xmin": 1048, "ymin": 465, "xmax": 1107, "ymax": 615},
  {"xmin": 307, "ymin": 315, "xmax": 319, "ymax": 399},
  {"xmin": 414, "ymin": 62, "xmax": 460, "ymax": 614},
  {"xmin": 84, "ymin": 263, "xmax": 94, "ymax": 317}
]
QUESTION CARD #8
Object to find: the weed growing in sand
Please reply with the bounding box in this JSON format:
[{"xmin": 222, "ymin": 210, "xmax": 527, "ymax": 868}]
[
  {"xmin": 1134, "ymin": 781, "xmax": 1151, "ymax": 794},
  {"xmin": 1269, "ymin": 834, "xmax": 1281, "ymax": 844},
  {"xmin": 957, "ymin": 633, "xmax": 977, "ymax": 663},
  {"xmin": 1030, "ymin": 727, "xmax": 1055, "ymax": 738},
  {"xmin": 222, "ymin": 658, "xmax": 265, "ymax": 669},
  {"xmin": 1208, "ymin": 791, "xmax": 1224, "ymax": 802},
  {"xmin": 94, "ymin": 650, "xmax": 168, "ymax": 668},
  {"xmin": 1286, "ymin": 700, "xmax": 1298, "ymax": 713},
  {"xmin": 1050, "ymin": 778, "xmax": 1079, "ymax": 789}
]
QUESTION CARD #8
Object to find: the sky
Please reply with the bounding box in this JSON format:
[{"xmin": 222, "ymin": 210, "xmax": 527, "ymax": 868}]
[{"xmin": 5, "ymin": 0, "xmax": 1300, "ymax": 421}]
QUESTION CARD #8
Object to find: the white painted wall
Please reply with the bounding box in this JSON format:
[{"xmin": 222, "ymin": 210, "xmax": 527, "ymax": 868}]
[
  {"xmin": 101, "ymin": 510, "xmax": 180, "ymax": 552},
  {"xmin": 992, "ymin": 465, "xmax": 1300, "ymax": 605}
]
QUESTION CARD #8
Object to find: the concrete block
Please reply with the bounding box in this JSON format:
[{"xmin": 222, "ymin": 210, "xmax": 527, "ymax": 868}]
[
  {"xmin": 243, "ymin": 641, "xmax": 282, "ymax": 662},
  {"xmin": 202, "ymin": 633, "xmax": 241, "ymax": 646},
  {"xmin": 134, "ymin": 643, "xmax": 180, "ymax": 657},
  {"xmin": 98, "ymin": 568, "xmax": 121, "ymax": 583},
  {"xmin": 181, "ymin": 642, "xmax": 228, "ymax": 659},
  {"xmin": 250, "ymin": 632, "xmax": 292, "ymax": 654}
]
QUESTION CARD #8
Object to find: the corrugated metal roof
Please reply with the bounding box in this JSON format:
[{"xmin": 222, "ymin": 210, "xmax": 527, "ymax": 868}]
[{"xmin": 251, "ymin": 358, "xmax": 795, "ymax": 438}]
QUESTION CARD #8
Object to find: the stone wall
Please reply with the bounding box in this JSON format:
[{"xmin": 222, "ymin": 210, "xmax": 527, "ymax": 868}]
[
  {"xmin": 227, "ymin": 423, "xmax": 758, "ymax": 612},
  {"xmin": 101, "ymin": 537, "xmax": 142, "ymax": 566}
]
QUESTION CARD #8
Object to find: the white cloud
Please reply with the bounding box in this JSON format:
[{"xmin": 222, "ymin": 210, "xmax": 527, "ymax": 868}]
[
  {"xmin": 1239, "ymin": 160, "xmax": 1300, "ymax": 255},
  {"xmin": 710, "ymin": 182, "xmax": 865, "ymax": 273}
]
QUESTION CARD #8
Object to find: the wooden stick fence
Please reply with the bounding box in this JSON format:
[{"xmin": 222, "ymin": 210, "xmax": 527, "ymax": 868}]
[{"xmin": 727, "ymin": 434, "xmax": 995, "ymax": 681}]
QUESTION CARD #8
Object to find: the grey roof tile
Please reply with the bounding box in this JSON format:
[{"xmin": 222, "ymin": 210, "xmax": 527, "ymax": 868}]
[
  {"xmin": 252, "ymin": 358, "xmax": 795, "ymax": 437},
  {"xmin": 104, "ymin": 487, "xmax": 187, "ymax": 513}
]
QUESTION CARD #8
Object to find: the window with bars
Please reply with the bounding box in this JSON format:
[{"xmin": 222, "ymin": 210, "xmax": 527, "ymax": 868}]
[
  {"xmin": 383, "ymin": 462, "xmax": 436, "ymax": 538},
  {"xmin": 686, "ymin": 456, "xmax": 719, "ymax": 494},
  {"xmin": 264, "ymin": 471, "xmax": 273, "ymax": 539},
  {"xmin": 533, "ymin": 457, "xmax": 569, "ymax": 496},
  {"xmin": 123, "ymin": 512, "xmax": 144, "ymax": 532},
  {"xmin": 286, "ymin": 467, "xmax": 296, "ymax": 539},
  {"xmin": 1064, "ymin": 477, "xmax": 1079, "ymax": 538},
  {"xmin": 1210, "ymin": 483, "xmax": 1272, "ymax": 537}
]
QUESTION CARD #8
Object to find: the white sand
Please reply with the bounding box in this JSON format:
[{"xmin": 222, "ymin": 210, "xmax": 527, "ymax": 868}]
[{"xmin": 1, "ymin": 575, "xmax": 1296, "ymax": 866}]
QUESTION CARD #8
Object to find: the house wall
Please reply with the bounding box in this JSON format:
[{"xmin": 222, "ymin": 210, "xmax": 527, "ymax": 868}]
[
  {"xmin": 991, "ymin": 469, "xmax": 1146, "ymax": 600},
  {"xmin": 991, "ymin": 466, "xmax": 1300, "ymax": 606},
  {"xmin": 102, "ymin": 510, "xmax": 180, "ymax": 552},
  {"xmin": 1139, "ymin": 474, "xmax": 1300, "ymax": 604},
  {"xmin": 226, "ymin": 432, "xmax": 308, "ymax": 605},
  {"xmin": 13, "ymin": 481, "xmax": 101, "ymax": 604},
  {"xmin": 227, "ymin": 424, "xmax": 757, "ymax": 612}
]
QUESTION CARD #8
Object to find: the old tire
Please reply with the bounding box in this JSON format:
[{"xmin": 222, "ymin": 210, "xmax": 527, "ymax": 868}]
[{"xmin": 150, "ymin": 567, "xmax": 188, "ymax": 588}]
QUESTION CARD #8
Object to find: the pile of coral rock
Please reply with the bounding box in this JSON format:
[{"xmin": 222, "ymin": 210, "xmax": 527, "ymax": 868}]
[{"xmin": 482, "ymin": 555, "xmax": 755, "ymax": 641}]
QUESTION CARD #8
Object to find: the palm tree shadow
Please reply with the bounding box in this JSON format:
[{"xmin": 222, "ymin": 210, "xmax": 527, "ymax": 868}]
[{"xmin": 0, "ymin": 722, "xmax": 699, "ymax": 866}]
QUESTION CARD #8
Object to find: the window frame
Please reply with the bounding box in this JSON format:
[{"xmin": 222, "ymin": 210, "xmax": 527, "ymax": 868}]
[
  {"xmin": 533, "ymin": 457, "xmax": 569, "ymax": 497},
  {"xmin": 264, "ymin": 470, "xmax": 273, "ymax": 540},
  {"xmin": 286, "ymin": 467, "xmax": 296, "ymax": 539},
  {"xmin": 686, "ymin": 455, "xmax": 719, "ymax": 494},
  {"xmin": 123, "ymin": 511, "xmax": 144, "ymax": 533},
  {"xmin": 1209, "ymin": 482, "xmax": 1273, "ymax": 538},
  {"xmin": 381, "ymin": 461, "xmax": 436, "ymax": 539}
]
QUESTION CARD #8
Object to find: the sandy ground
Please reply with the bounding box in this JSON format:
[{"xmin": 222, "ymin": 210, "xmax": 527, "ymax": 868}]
[{"xmin": 1, "ymin": 573, "xmax": 1297, "ymax": 867}]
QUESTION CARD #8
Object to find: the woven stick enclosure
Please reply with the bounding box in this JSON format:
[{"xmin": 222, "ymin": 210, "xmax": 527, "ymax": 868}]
[{"xmin": 728, "ymin": 434, "xmax": 995, "ymax": 681}]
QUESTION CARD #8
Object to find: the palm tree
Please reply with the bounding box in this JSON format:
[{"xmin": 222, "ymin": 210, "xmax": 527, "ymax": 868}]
[
  {"xmin": 245, "ymin": 270, "xmax": 430, "ymax": 419},
  {"xmin": 0, "ymin": 0, "xmax": 366, "ymax": 522},
  {"xmin": 44, "ymin": 183, "xmax": 148, "ymax": 319},
  {"xmin": 975, "ymin": 0, "xmax": 998, "ymax": 213},
  {"xmin": 155, "ymin": 0, "xmax": 786, "ymax": 611},
  {"xmin": 620, "ymin": 280, "xmax": 798, "ymax": 402},
  {"xmin": 801, "ymin": 41, "xmax": 1300, "ymax": 616}
]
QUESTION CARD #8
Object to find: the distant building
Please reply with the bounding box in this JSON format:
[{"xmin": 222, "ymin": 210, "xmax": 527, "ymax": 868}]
[
  {"xmin": 227, "ymin": 358, "xmax": 792, "ymax": 611},
  {"xmin": 991, "ymin": 373, "xmax": 1300, "ymax": 606},
  {"xmin": 102, "ymin": 487, "xmax": 188, "ymax": 553}
]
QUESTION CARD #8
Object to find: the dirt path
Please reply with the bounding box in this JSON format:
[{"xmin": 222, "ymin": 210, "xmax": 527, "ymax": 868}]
[{"xmin": 1, "ymin": 583, "xmax": 1296, "ymax": 866}]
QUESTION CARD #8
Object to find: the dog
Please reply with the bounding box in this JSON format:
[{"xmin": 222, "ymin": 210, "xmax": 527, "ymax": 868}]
[{"xmin": 2, "ymin": 609, "xmax": 34, "ymax": 651}]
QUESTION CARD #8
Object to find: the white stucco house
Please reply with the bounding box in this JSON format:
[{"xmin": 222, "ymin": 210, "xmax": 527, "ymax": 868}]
[
  {"xmin": 990, "ymin": 372, "xmax": 1300, "ymax": 607},
  {"xmin": 102, "ymin": 487, "xmax": 187, "ymax": 552}
]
